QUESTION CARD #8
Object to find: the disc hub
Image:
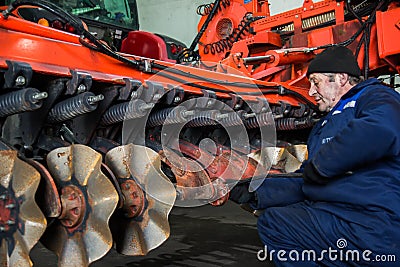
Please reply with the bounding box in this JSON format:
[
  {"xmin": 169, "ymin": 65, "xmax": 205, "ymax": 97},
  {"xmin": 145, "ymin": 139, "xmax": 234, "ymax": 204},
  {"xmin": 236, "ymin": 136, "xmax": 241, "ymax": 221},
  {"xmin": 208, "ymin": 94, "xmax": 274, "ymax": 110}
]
[
  {"xmin": 120, "ymin": 180, "xmax": 145, "ymax": 218},
  {"xmin": 0, "ymin": 186, "xmax": 18, "ymax": 235},
  {"xmin": 59, "ymin": 185, "xmax": 86, "ymax": 229}
]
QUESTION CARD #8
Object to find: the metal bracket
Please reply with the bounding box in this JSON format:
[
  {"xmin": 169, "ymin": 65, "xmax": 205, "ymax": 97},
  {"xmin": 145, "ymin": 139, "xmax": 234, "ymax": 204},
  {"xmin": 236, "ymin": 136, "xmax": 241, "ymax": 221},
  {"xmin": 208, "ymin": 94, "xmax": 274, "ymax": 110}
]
[
  {"xmin": 248, "ymin": 97, "xmax": 269, "ymax": 113},
  {"xmin": 66, "ymin": 70, "xmax": 92, "ymax": 95},
  {"xmin": 293, "ymin": 103, "xmax": 309, "ymax": 118},
  {"xmin": 165, "ymin": 85, "xmax": 185, "ymax": 105},
  {"xmin": 118, "ymin": 78, "xmax": 142, "ymax": 100},
  {"xmin": 226, "ymin": 93, "xmax": 243, "ymax": 110},
  {"xmin": 4, "ymin": 60, "xmax": 33, "ymax": 89},
  {"xmin": 277, "ymin": 101, "xmax": 292, "ymax": 117},
  {"xmin": 142, "ymin": 81, "xmax": 165, "ymax": 103},
  {"xmin": 196, "ymin": 90, "xmax": 218, "ymax": 109}
]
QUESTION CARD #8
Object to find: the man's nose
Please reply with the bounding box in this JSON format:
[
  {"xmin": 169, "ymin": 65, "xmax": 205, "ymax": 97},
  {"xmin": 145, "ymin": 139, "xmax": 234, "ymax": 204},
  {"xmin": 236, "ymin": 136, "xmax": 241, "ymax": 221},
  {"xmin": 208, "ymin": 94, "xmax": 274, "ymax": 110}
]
[{"xmin": 309, "ymin": 84, "xmax": 317, "ymax": 96}]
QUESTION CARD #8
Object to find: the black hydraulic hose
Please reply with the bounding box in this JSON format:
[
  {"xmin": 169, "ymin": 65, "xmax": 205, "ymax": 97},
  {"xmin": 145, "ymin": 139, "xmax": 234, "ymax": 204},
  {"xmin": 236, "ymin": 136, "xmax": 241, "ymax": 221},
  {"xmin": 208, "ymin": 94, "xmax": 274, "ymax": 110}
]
[
  {"xmin": 203, "ymin": 14, "xmax": 263, "ymax": 55},
  {"xmin": 4, "ymin": 0, "xmax": 85, "ymax": 32},
  {"xmin": 189, "ymin": 0, "xmax": 221, "ymax": 52},
  {"xmin": 346, "ymin": 0, "xmax": 363, "ymax": 24},
  {"xmin": 310, "ymin": 0, "xmax": 387, "ymax": 51},
  {"xmin": 5, "ymin": 0, "xmax": 317, "ymax": 109},
  {"xmin": 151, "ymin": 62, "xmax": 317, "ymax": 110},
  {"xmin": 355, "ymin": 30, "xmax": 366, "ymax": 59},
  {"xmin": 5, "ymin": 0, "xmax": 143, "ymax": 70},
  {"xmin": 152, "ymin": 62, "xmax": 277, "ymax": 89},
  {"xmin": 153, "ymin": 70, "xmax": 318, "ymax": 110},
  {"xmin": 152, "ymin": 70, "xmax": 273, "ymax": 95},
  {"xmin": 363, "ymin": 23, "xmax": 372, "ymax": 79},
  {"xmin": 177, "ymin": 0, "xmax": 222, "ymax": 62}
]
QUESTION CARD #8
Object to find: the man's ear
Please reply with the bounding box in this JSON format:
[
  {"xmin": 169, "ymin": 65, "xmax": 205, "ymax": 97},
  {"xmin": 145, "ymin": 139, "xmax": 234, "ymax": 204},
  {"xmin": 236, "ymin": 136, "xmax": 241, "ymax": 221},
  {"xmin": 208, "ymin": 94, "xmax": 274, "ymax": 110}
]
[{"xmin": 336, "ymin": 73, "xmax": 349, "ymax": 86}]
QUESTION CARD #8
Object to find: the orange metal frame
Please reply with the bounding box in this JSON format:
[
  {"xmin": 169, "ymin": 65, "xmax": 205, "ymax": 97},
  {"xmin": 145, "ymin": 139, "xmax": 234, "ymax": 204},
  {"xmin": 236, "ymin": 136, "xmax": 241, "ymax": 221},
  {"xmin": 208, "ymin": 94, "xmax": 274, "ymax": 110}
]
[
  {"xmin": 197, "ymin": 0, "xmax": 400, "ymax": 91},
  {"xmin": 0, "ymin": 9, "xmax": 312, "ymax": 107}
]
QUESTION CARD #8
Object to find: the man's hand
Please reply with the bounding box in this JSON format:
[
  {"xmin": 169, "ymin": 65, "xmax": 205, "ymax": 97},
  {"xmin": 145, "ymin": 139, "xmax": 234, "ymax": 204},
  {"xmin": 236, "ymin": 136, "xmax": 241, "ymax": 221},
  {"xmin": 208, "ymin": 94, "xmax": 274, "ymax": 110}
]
[
  {"xmin": 229, "ymin": 182, "xmax": 256, "ymax": 204},
  {"xmin": 303, "ymin": 162, "xmax": 329, "ymax": 184}
]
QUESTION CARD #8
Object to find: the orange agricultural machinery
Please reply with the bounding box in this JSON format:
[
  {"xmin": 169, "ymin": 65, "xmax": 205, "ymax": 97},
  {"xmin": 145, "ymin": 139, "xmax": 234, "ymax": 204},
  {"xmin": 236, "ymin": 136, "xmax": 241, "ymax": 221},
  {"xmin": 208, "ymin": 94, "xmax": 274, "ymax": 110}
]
[{"xmin": 0, "ymin": 0, "xmax": 399, "ymax": 266}]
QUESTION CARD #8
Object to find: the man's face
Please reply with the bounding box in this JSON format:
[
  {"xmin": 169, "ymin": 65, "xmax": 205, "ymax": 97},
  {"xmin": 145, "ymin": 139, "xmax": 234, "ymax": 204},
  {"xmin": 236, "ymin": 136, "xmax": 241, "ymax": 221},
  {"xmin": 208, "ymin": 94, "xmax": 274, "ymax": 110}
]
[{"xmin": 308, "ymin": 73, "xmax": 340, "ymax": 112}]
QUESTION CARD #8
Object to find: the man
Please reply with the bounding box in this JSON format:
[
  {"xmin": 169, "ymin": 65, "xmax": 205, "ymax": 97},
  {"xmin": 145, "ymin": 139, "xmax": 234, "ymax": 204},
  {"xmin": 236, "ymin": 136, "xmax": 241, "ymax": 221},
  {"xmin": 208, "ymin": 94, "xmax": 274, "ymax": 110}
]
[{"xmin": 230, "ymin": 46, "xmax": 400, "ymax": 266}]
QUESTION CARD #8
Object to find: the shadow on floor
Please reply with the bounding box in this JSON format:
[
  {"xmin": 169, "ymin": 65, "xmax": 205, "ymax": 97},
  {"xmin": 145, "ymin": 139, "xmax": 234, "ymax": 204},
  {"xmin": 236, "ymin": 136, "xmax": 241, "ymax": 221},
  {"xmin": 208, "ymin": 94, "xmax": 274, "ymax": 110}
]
[{"xmin": 32, "ymin": 202, "xmax": 275, "ymax": 267}]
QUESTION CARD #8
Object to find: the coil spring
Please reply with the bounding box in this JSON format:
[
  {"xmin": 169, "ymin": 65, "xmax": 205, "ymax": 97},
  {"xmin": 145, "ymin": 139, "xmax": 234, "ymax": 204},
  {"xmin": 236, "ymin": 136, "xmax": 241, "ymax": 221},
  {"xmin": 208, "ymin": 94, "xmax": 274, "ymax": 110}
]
[
  {"xmin": 101, "ymin": 99, "xmax": 148, "ymax": 126},
  {"xmin": 0, "ymin": 88, "xmax": 45, "ymax": 117},
  {"xmin": 186, "ymin": 111, "xmax": 219, "ymax": 127},
  {"xmin": 197, "ymin": 0, "xmax": 231, "ymax": 16},
  {"xmin": 275, "ymin": 117, "xmax": 314, "ymax": 131},
  {"xmin": 244, "ymin": 112, "xmax": 275, "ymax": 129},
  {"xmin": 147, "ymin": 106, "xmax": 189, "ymax": 128},
  {"xmin": 47, "ymin": 92, "xmax": 100, "ymax": 123},
  {"xmin": 203, "ymin": 13, "xmax": 253, "ymax": 55},
  {"xmin": 302, "ymin": 11, "xmax": 335, "ymax": 30},
  {"xmin": 219, "ymin": 111, "xmax": 244, "ymax": 127}
]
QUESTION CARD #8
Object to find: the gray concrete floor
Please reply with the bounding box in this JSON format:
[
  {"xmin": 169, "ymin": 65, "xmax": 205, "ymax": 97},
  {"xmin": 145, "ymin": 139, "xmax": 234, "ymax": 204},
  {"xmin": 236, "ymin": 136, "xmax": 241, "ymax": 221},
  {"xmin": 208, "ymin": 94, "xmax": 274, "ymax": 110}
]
[{"xmin": 31, "ymin": 201, "xmax": 275, "ymax": 267}]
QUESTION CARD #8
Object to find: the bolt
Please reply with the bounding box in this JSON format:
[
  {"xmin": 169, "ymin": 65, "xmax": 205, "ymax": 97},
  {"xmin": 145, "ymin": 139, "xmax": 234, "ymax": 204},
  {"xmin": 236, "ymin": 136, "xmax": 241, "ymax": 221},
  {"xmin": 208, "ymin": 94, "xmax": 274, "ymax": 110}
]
[
  {"xmin": 32, "ymin": 92, "xmax": 48, "ymax": 102},
  {"xmin": 6, "ymin": 220, "xmax": 15, "ymax": 225},
  {"xmin": 174, "ymin": 96, "xmax": 181, "ymax": 103},
  {"xmin": 153, "ymin": 94, "xmax": 162, "ymax": 101},
  {"xmin": 221, "ymin": 187, "xmax": 228, "ymax": 195},
  {"xmin": 0, "ymin": 227, "xmax": 5, "ymax": 232},
  {"xmin": 243, "ymin": 113, "xmax": 256, "ymax": 119},
  {"xmin": 73, "ymin": 208, "xmax": 80, "ymax": 215},
  {"xmin": 234, "ymin": 104, "xmax": 241, "ymax": 109},
  {"xmin": 68, "ymin": 193, "xmax": 76, "ymax": 200},
  {"xmin": 88, "ymin": 94, "xmax": 104, "ymax": 104},
  {"xmin": 139, "ymin": 103, "xmax": 154, "ymax": 112},
  {"xmin": 182, "ymin": 110, "xmax": 195, "ymax": 118},
  {"xmin": 216, "ymin": 114, "xmax": 229, "ymax": 120},
  {"xmin": 131, "ymin": 91, "xmax": 138, "ymax": 99},
  {"xmin": 15, "ymin": 76, "xmax": 26, "ymax": 86},
  {"xmin": 0, "ymin": 195, "xmax": 7, "ymax": 200},
  {"xmin": 295, "ymin": 15, "xmax": 299, "ymax": 18},
  {"xmin": 77, "ymin": 84, "xmax": 87, "ymax": 93},
  {"xmin": 5, "ymin": 204, "xmax": 15, "ymax": 209}
]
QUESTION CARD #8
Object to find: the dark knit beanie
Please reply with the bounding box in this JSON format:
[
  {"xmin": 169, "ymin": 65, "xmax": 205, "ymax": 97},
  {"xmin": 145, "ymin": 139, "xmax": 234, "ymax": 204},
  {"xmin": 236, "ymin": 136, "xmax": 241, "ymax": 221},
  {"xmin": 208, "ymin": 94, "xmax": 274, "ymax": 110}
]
[{"xmin": 307, "ymin": 46, "xmax": 361, "ymax": 77}]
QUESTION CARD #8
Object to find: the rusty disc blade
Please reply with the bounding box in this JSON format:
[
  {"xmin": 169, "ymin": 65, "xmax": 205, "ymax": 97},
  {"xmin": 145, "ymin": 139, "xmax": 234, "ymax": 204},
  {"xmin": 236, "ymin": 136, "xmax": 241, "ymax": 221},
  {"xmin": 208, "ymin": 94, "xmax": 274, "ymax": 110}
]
[
  {"xmin": 105, "ymin": 144, "xmax": 176, "ymax": 256},
  {"xmin": 42, "ymin": 145, "xmax": 118, "ymax": 267},
  {"xmin": 25, "ymin": 159, "xmax": 61, "ymax": 218},
  {"xmin": 250, "ymin": 146, "xmax": 302, "ymax": 173},
  {"xmin": 157, "ymin": 147, "xmax": 215, "ymax": 207},
  {"xmin": 0, "ymin": 150, "xmax": 47, "ymax": 267}
]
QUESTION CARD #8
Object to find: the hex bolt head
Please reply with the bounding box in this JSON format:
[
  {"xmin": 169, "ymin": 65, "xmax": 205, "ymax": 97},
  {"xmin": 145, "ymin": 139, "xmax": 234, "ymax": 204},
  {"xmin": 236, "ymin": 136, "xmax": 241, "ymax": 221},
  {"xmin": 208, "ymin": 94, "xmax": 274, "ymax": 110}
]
[
  {"xmin": 15, "ymin": 76, "xmax": 26, "ymax": 86},
  {"xmin": 77, "ymin": 84, "xmax": 87, "ymax": 93}
]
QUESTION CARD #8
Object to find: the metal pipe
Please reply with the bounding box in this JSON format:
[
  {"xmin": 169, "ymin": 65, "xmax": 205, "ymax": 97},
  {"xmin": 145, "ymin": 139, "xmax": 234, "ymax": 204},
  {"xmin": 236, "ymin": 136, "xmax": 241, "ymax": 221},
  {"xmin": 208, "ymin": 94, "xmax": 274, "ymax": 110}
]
[{"xmin": 242, "ymin": 55, "xmax": 273, "ymax": 65}]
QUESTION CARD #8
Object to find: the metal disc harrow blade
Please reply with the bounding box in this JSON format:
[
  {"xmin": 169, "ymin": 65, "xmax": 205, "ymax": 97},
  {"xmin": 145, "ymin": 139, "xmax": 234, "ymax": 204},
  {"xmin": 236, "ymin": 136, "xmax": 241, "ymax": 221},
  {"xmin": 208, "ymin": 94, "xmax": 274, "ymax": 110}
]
[
  {"xmin": 250, "ymin": 144, "xmax": 308, "ymax": 173},
  {"xmin": 105, "ymin": 144, "xmax": 176, "ymax": 256},
  {"xmin": 41, "ymin": 144, "xmax": 118, "ymax": 267},
  {"xmin": 0, "ymin": 150, "xmax": 47, "ymax": 267}
]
